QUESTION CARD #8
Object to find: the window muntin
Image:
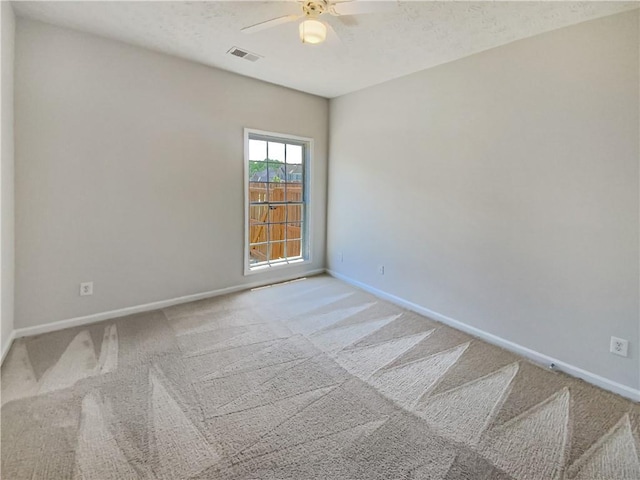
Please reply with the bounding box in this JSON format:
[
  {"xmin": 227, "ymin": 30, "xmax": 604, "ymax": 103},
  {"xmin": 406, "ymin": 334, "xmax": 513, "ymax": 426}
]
[{"xmin": 245, "ymin": 130, "xmax": 310, "ymax": 273}]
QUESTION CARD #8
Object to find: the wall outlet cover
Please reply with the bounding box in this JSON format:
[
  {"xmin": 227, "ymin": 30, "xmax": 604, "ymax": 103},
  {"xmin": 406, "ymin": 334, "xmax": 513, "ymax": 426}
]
[
  {"xmin": 80, "ymin": 282, "xmax": 94, "ymax": 296},
  {"xmin": 610, "ymin": 336, "xmax": 629, "ymax": 357}
]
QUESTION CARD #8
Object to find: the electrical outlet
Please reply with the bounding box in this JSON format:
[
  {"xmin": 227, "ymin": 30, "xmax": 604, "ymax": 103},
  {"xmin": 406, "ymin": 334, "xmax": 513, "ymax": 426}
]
[
  {"xmin": 610, "ymin": 336, "xmax": 629, "ymax": 357},
  {"xmin": 339, "ymin": 252, "xmax": 343, "ymax": 263},
  {"xmin": 80, "ymin": 282, "xmax": 93, "ymax": 296},
  {"xmin": 378, "ymin": 265, "xmax": 385, "ymax": 275}
]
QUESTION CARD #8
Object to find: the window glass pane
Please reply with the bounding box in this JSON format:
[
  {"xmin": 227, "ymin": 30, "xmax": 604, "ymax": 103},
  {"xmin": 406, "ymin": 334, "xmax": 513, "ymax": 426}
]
[
  {"xmin": 250, "ymin": 204, "xmax": 269, "ymax": 217},
  {"xmin": 268, "ymin": 205, "xmax": 286, "ymax": 223},
  {"xmin": 284, "ymin": 164, "xmax": 303, "ymax": 183},
  {"xmin": 268, "ymin": 142, "xmax": 286, "ymax": 163},
  {"xmin": 269, "ymin": 242, "xmax": 286, "ymax": 262},
  {"xmin": 266, "ymin": 161, "xmax": 285, "ymax": 183},
  {"xmin": 249, "ymin": 140, "xmax": 267, "ymax": 161},
  {"xmin": 286, "ymin": 239, "xmax": 302, "ymax": 258},
  {"xmin": 249, "ymin": 181, "xmax": 268, "ymax": 203},
  {"xmin": 269, "ymin": 183, "xmax": 285, "ymax": 202},
  {"xmin": 285, "ymin": 183, "xmax": 303, "ymax": 202},
  {"xmin": 249, "ymin": 243, "xmax": 268, "ymax": 263},
  {"xmin": 286, "ymin": 204, "xmax": 303, "ymax": 223},
  {"xmin": 286, "ymin": 222, "xmax": 302, "ymax": 241},
  {"xmin": 249, "ymin": 205, "xmax": 268, "ymax": 246},
  {"xmin": 249, "ymin": 161, "xmax": 268, "ymax": 182},
  {"xmin": 268, "ymin": 223, "xmax": 286, "ymax": 243},
  {"xmin": 249, "ymin": 205, "xmax": 269, "ymax": 225},
  {"xmin": 249, "ymin": 219, "xmax": 268, "ymax": 244},
  {"xmin": 286, "ymin": 144, "xmax": 303, "ymax": 165}
]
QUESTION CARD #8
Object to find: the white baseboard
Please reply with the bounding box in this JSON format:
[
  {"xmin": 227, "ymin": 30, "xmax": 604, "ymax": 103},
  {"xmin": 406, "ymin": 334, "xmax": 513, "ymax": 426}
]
[
  {"xmin": 8, "ymin": 266, "xmax": 639, "ymax": 402},
  {"xmin": 1, "ymin": 329, "xmax": 16, "ymax": 365},
  {"xmin": 327, "ymin": 269, "xmax": 640, "ymax": 403},
  {"xmin": 11, "ymin": 269, "xmax": 326, "ymax": 342}
]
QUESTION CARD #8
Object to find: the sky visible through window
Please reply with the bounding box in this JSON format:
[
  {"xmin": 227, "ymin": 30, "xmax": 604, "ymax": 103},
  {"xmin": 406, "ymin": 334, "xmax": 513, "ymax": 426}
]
[{"xmin": 249, "ymin": 140, "xmax": 302, "ymax": 164}]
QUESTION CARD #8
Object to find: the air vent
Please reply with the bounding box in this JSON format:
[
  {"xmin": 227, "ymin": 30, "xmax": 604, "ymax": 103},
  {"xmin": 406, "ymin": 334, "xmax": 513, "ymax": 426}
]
[
  {"xmin": 230, "ymin": 48, "xmax": 247, "ymax": 58},
  {"xmin": 227, "ymin": 47, "xmax": 262, "ymax": 63}
]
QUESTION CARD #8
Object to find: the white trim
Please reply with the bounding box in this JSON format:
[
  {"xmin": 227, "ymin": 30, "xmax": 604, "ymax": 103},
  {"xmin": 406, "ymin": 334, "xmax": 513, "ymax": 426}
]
[
  {"xmin": 12, "ymin": 269, "xmax": 325, "ymax": 340},
  {"xmin": 327, "ymin": 269, "xmax": 640, "ymax": 402},
  {"xmin": 1, "ymin": 329, "xmax": 16, "ymax": 365},
  {"xmin": 9, "ymin": 266, "xmax": 638, "ymax": 402},
  {"xmin": 243, "ymin": 257, "xmax": 311, "ymax": 276},
  {"xmin": 243, "ymin": 128, "xmax": 314, "ymax": 276}
]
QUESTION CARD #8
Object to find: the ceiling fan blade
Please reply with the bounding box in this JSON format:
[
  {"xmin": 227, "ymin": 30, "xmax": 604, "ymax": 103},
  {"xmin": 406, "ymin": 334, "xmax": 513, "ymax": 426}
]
[
  {"xmin": 241, "ymin": 14, "xmax": 301, "ymax": 34},
  {"xmin": 332, "ymin": 1, "xmax": 398, "ymax": 16},
  {"xmin": 325, "ymin": 22, "xmax": 343, "ymax": 47},
  {"xmin": 336, "ymin": 15, "xmax": 358, "ymax": 27}
]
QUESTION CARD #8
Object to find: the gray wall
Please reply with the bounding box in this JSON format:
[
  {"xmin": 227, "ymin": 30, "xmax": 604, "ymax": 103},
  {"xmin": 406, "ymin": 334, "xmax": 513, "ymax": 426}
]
[
  {"xmin": 15, "ymin": 19, "xmax": 329, "ymax": 329},
  {"xmin": 1, "ymin": 2, "xmax": 15, "ymax": 355},
  {"xmin": 327, "ymin": 11, "xmax": 639, "ymax": 389}
]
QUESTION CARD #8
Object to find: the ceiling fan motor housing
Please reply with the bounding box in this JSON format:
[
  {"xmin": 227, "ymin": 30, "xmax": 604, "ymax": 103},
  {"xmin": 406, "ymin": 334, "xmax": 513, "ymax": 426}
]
[{"xmin": 302, "ymin": 1, "xmax": 327, "ymax": 17}]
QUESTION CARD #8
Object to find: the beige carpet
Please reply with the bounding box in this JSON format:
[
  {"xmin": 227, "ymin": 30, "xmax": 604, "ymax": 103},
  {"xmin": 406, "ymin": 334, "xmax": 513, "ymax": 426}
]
[{"xmin": 2, "ymin": 274, "xmax": 639, "ymax": 479}]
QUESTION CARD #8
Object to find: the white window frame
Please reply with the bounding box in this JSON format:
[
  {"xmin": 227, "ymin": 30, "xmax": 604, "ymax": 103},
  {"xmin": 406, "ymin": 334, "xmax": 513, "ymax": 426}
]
[{"xmin": 244, "ymin": 128, "xmax": 313, "ymax": 276}]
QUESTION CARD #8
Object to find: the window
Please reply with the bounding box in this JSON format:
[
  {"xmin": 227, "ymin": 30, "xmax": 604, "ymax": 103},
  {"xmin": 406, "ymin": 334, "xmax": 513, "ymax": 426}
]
[{"xmin": 244, "ymin": 129, "xmax": 312, "ymax": 274}]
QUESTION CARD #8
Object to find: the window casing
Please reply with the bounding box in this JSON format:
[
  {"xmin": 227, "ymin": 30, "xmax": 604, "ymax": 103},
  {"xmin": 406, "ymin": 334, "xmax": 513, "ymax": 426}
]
[{"xmin": 244, "ymin": 129, "xmax": 312, "ymax": 274}]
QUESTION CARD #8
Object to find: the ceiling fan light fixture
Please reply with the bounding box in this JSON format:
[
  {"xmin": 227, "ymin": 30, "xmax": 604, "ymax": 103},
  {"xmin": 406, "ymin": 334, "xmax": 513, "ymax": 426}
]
[{"xmin": 299, "ymin": 19, "xmax": 327, "ymax": 44}]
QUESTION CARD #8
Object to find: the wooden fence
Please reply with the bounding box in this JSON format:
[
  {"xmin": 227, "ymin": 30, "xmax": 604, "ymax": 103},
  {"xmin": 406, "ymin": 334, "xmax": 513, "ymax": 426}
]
[{"xmin": 249, "ymin": 183, "xmax": 303, "ymax": 262}]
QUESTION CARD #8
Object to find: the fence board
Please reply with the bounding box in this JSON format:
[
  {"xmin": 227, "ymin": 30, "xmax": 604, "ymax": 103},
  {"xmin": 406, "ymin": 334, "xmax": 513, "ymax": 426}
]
[{"xmin": 248, "ymin": 183, "xmax": 303, "ymax": 262}]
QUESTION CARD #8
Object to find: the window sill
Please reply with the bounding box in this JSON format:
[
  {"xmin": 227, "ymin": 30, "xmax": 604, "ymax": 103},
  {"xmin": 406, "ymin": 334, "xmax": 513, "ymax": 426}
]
[{"xmin": 244, "ymin": 257, "xmax": 310, "ymax": 276}]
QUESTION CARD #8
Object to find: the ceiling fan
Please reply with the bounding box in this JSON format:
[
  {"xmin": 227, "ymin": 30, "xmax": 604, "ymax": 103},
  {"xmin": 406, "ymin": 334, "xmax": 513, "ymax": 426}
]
[{"xmin": 241, "ymin": 1, "xmax": 398, "ymax": 45}]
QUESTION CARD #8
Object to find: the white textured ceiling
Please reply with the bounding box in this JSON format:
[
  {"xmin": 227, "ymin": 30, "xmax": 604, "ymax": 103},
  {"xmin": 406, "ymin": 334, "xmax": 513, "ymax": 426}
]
[{"xmin": 12, "ymin": 1, "xmax": 639, "ymax": 98}]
